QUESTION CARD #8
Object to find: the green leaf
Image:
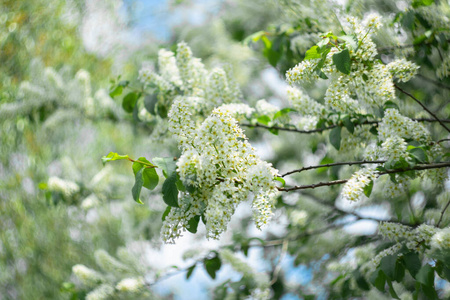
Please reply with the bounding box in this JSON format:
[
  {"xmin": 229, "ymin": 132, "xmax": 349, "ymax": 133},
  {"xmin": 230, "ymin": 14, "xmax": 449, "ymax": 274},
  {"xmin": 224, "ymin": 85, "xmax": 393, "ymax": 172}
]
[
  {"xmin": 109, "ymin": 85, "xmax": 123, "ymax": 98},
  {"xmin": 122, "ymin": 92, "xmax": 139, "ymax": 113},
  {"xmin": 187, "ymin": 215, "xmax": 200, "ymax": 234},
  {"xmin": 144, "ymin": 93, "xmax": 158, "ymax": 115},
  {"xmin": 441, "ymin": 265, "xmax": 450, "ymax": 281},
  {"xmin": 332, "ymin": 49, "xmax": 351, "ymax": 74},
  {"xmin": 256, "ymin": 115, "xmax": 271, "ymax": 126},
  {"xmin": 274, "ymin": 176, "xmax": 285, "ymax": 187},
  {"xmin": 101, "ymin": 152, "xmax": 129, "ymax": 165},
  {"xmin": 363, "ymin": 180, "xmax": 374, "ymax": 197},
  {"xmin": 317, "ymin": 37, "xmax": 330, "ymax": 49},
  {"xmin": 421, "ymin": 284, "xmax": 438, "ymax": 300},
  {"xmin": 186, "ymin": 264, "xmax": 196, "ymax": 280},
  {"xmin": 317, "ymin": 156, "xmax": 333, "ymax": 174},
  {"xmin": 329, "ymin": 126, "xmax": 342, "ymax": 150},
  {"xmin": 370, "ymin": 269, "xmax": 386, "ymax": 292},
  {"xmin": 384, "ymin": 100, "xmax": 399, "ymax": 110},
  {"xmin": 394, "ymin": 258, "xmax": 405, "ymax": 282},
  {"xmin": 132, "ymin": 157, "xmax": 159, "ymax": 190},
  {"xmin": 338, "ymin": 34, "xmax": 358, "ymax": 50},
  {"xmin": 408, "ymin": 147, "xmax": 428, "ymax": 163},
  {"xmin": 204, "ymin": 255, "xmax": 222, "ymax": 279},
  {"xmin": 268, "ymin": 128, "xmax": 279, "ymax": 135},
  {"xmin": 157, "ymin": 102, "xmax": 168, "ymax": 118},
  {"xmin": 243, "ymin": 30, "xmax": 265, "ymax": 45},
  {"xmin": 162, "ymin": 171, "xmax": 179, "ymax": 207},
  {"xmin": 175, "ymin": 177, "xmax": 186, "ymax": 192},
  {"xmin": 341, "ymin": 278, "xmax": 351, "ymax": 298},
  {"xmin": 412, "ymin": 0, "xmax": 434, "ymax": 8},
  {"xmin": 162, "ymin": 206, "xmax": 171, "ymax": 221},
  {"xmin": 381, "ymin": 255, "xmax": 397, "ymax": 280},
  {"xmin": 369, "ymin": 126, "xmax": 378, "ymax": 135},
  {"xmin": 387, "ymin": 279, "xmax": 400, "ymax": 299},
  {"xmin": 353, "ymin": 269, "xmax": 370, "ymax": 291},
  {"xmin": 273, "ymin": 108, "xmax": 296, "ymax": 120},
  {"xmin": 305, "ymin": 46, "xmax": 321, "ymax": 60},
  {"xmin": 153, "ymin": 157, "xmax": 177, "ymax": 178},
  {"xmin": 132, "ymin": 168, "xmax": 144, "ymax": 204},
  {"xmin": 261, "ymin": 35, "xmax": 282, "ymax": 67},
  {"xmin": 416, "ymin": 264, "xmax": 434, "ymax": 287},
  {"xmin": 342, "ymin": 116, "xmax": 354, "ymax": 134}
]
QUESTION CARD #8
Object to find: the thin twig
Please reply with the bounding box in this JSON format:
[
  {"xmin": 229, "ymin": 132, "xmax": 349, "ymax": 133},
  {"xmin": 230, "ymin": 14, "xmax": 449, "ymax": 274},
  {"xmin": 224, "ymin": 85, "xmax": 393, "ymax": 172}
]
[
  {"xmin": 241, "ymin": 118, "xmax": 450, "ymax": 134},
  {"xmin": 241, "ymin": 122, "xmax": 339, "ymax": 133},
  {"xmin": 278, "ymin": 162, "xmax": 450, "ymax": 192},
  {"xmin": 437, "ymin": 199, "xmax": 450, "ymax": 228},
  {"xmin": 438, "ymin": 138, "xmax": 450, "ymax": 144},
  {"xmin": 395, "ymin": 84, "xmax": 450, "ymax": 133},
  {"xmin": 281, "ymin": 160, "xmax": 386, "ymax": 177}
]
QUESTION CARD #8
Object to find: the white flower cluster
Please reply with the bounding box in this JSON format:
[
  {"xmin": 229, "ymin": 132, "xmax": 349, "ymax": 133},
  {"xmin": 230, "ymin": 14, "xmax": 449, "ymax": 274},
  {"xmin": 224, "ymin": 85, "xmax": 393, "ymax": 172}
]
[
  {"xmin": 387, "ymin": 58, "xmax": 420, "ymax": 82},
  {"xmin": 162, "ymin": 102, "xmax": 279, "ymax": 242},
  {"xmin": 380, "ymin": 136, "xmax": 409, "ymax": 162},
  {"xmin": 286, "ymin": 58, "xmax": 320, "ymax": 85},
  {"xmin": 72, "ymin": 248, "xmax": 149, "ymax": 299},
  {"xmin": 219, "ymin": 103, "xmax": 255, "ymax": 122},
  {"xmin": 384, "ymin": 176, "xmax": 409, "ymax": 199},
  {"xmin": 220, "ymin": 249, "xmax": 271, "ymax": 300},
  {"xmin": 430, "ymin": 227, "xmax": 450, "ymax": 251},
  {"xmin": 255, "ymin": 99, "xmax": 279, "ymax": 117},
  {"xmin": 94, "ymin": 249, "xmax": 131, "ymax": 274},
  {"xmin": 290, "ymin": 210, "xmax": 308, "ymax": 226},
  {"xmin": 379, "ymin": 222, "xmax": 414, "ymax": 241},
  {"xmin": 286, "ymin": 15, "xmax": 418, "ymax": 115},
  {"xmin": 436, "ymin": 56, "xmax": 450, "ymax": 79},
  {"xmin": 72, "ymin": 264, "xmax": 104, "ymax": 286},
  {"xmin": 371, "ymin": 243, "xmax": 402, "ymax": 267},
  {"xmin": 378, "ymin": 109, "xmax": 430, "ymax": 144},
  {"xmin": 287, "ymin": 86, "xmax": 325, "ymax": 118},
  {"xmin": 85, "ymin": 284, "xmax": 115, "ymax": 300},
  {"xmin": 138, "ymin": 42, "xmax": 242, "ymax": 116},
  {"xmin": 378, "ymin": 222, "xmax": 438, "ymax": 251},
  {"xmin": 115, "ymin": 277, "xmax": 145, "ymax": 292},
  {"xmin": 47, "ymin": 176, "xmax": 80, "ymax": 197},
  {"xmin": 341, "ymin": 168, "xmax": 378, "ymax": 202}
]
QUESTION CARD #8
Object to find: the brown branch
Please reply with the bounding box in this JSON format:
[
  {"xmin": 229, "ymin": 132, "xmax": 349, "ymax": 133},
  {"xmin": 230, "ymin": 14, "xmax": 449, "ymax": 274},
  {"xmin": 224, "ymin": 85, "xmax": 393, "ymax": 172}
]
[
  {"xmin": 438, "ymin": 138, "xmax": 450, "ymax": 144},
  {"xmin": 241, "ymin": 118, "xmax": 450, "ymax": 134},
  {"xmin": 278, "ymin": 162, "xmax": 450, "ymax": 192},
  {"xmin": 437, "ymin": 199, "xmax": 450, "ymax": 228},
  {"xmin": 281, "ymin": 160, "xmax": 386, "ymax": 177},
  {"xmin": 241, "ymin": 122, "xmax": 340, "ymax": 133},
  {"xmin": 395, "ymin": 84, "xmax": 450, "ymax": 133}
]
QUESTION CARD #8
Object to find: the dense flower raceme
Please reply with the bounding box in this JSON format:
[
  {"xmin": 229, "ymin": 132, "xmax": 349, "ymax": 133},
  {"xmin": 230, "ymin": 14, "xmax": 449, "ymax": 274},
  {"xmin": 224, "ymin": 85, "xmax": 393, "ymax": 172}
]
[
  {"xmin": 161, "ymin": 99, "xmax": 279, "ymax": 243},
  {"xmin": 341, "ymin": 167, "xmax": 378, "ymax": 202},
  {"xmin": 283, "ymin": 15, "xmax": 444, "ymax": 202},
  {"xmin": 286, "ymin": 15, "xmax": 419, "ymax": 114},
  {"xmin": 139, "ymin": 42, "xmax": 242, "ymax": 116}
]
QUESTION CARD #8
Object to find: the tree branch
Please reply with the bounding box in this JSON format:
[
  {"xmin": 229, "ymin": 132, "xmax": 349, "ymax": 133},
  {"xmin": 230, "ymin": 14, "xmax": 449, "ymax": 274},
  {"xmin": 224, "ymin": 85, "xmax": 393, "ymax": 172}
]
[
  {"xmin": 395, "ymin": 84, "xmax": 450, "ymax": 133},
  {"xmin": 281, "ymin": 160, "xmax": 386, "ymax": 177},
  {"xmin": 241, "ymin": 118, "xmax": 450, "ymax": 134},
  {"xmin": 437, "ymin": 199, "xmax": 450, "ymax": 228},
  {"xmin": 278, "ymin": 162, "xmax": 450, "ymax": 192}
]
